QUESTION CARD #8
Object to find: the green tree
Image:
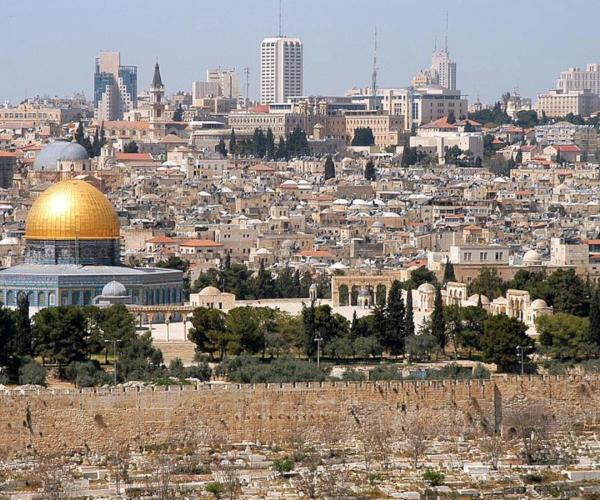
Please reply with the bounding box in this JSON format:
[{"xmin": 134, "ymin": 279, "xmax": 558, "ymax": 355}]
[
  {"xmin": 481, "ymin": 315, "xmax": 534, "ymax": 372},
  {"xmin": 405, "ymin": 286, "xmax": 415, "ymax": 338},
  {"xmin": 537, "ymin": 313, "xmax": 593, "ymax": 361},
  {"xmin": 188, "ymin": 307, "xmax": 229, "ymax": 359},
  {"xmin": 531, "ymin": 268, "xmax": 588, "ymax": 316},
  {"xmin": 468, "ymin": 268, "xmax": 507, "ymax": 300},
  {"xmin": 123, "ymin": 141, "xmax": 139, "ymax": 153},
  {"xmin": 229, "ymin": 128, "xmax": 237, "ymax": 155},
  {"xmin": 275, "ymin": 136, "xmax": 287, "ymax": 159},
  {"xmin": 351, "ymin": 127, "xmax": 375, "ymax": 146},
  {"xmin": 324, "ymin": 155, "xmax": 335, "ymax": 180},
  {"xmin": 18, "ymin": 359, "xmax": 47, "ymax": 386},
  {"xmin": 459, "ymin": 306, "xmax": 487, "ymax": 356},
  {"xmin": 444, "ymin": 305, "xmax": 463, "ymax": 358},
  {"xmin": 15, "ymin": 295, "xmax": 33, "ymax": 357},
  {"xmin": 301, "ymin": 303, "xmax": 348, "ymax": 358},
  {"xmin": 405, "ymin": 266, "xmax": 437, "ymax": 289},
  {"xmin": 0, "ymin": 307, "xmax": 18, "ymax": 379},
  {"xmin": 431, "ymin": 287, "xmax": 446, "ymax": 353},
  {"xmin": 442, "ymin": 257, "xmax": 455, "ymax": 284},
  {"xmin": 364, "ymin": 160, "xmax": 377, "ymax": 181},
  {"xmin": 252, "ymin": 261, "xmax": 277, "ymax": 299},
  {"xmin": 32, "ymin": 306, "xmax": 89, "ymax": 368},
  {"xmin": 226, "ymin": 307, "xmax": 262, "ymax": 355},
  {"xmin": 590, "ymin": 287, "xmax": 600, "ymax": 347},
  {"xmin": 447, "ymin": 111, "xmax": 456, "ymax": 124},
  {"xmin": 216, "ymin": 138, "xmax": 227, "ymax": 157},
  {"xmin": 383, "ymin": 280, "xmax": 405, "ymax": 355},
  {"xmin": 265, "ymin": 128, "xmax": 276, "ymax": 159}
]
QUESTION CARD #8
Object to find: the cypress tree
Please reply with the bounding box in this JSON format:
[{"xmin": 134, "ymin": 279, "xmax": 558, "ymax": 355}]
[
  {"xmin": 15, "ymin": 295, "xmax": 32, "ymax": 357},
  {"xmin": 443, "ymin": 257, "xmax": 456, "ymax": 283},
  {"xmin": 405, "ymin": 286, "xmax": 415, "ymax": 338},
  {"xmin": 217, "ymin": 138, "xmax": 227, "ymax": 157},
  {"xmin": 229, "ymin": 129, "xmax": 237, "ymax": 155},
  {"xmin": 324, "ymin": 156, "xmax": 335, "ymax": 180},
  {"xmin": 364, "ymin": 160, "xmax": 376, "ymax": 181},
  {"xmin": 265, "ymin": 128, "xmax": 276, "ymax": 159},
  {"xmin": 590, "ymin": 287, "xmax": 600, "ymax": 346},
  {"xmin": 431, "ymin": 286, "xmax": 446, "ymax": 353},
  {"xmin": 384, "ymin": 280, "xmax": 405, "ymax": 355}
]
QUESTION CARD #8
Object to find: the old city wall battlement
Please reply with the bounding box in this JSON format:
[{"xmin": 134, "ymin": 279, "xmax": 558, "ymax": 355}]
[{"xmin": 0, "ymin": 376, "xmax": 599, "ymax": 457}]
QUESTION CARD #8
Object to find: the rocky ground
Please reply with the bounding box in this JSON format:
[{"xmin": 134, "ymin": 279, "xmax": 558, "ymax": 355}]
[{"xmin": 3, "ymin": 430, "xmax": 600, "ymax": 499}]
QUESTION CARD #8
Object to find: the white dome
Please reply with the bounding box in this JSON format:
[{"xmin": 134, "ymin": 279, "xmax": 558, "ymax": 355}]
[
  {"xmin": 0, "ymin": 237, "xmax": 19, "ymax": 245},
  {"xmin": 523, "ymin": 249, "xmax": 541, "ymax": 264},
  {"xmin": 468, "ymin": 294, "xmax": 489, "ymax": 305},
  {"xmin": 531, "ymin": 298, "xmax": 549, "ymax": 309},
  {"xmin": 417, "ymin": 282, "xmax": 435, "ymax": 293},
  {"xmin": 281, "ymin": 180, "xmax": 297, "ymax": 186},
  {"xmin": 256, "ymin": 248, "xmax": 271, "ymax": 255},
  {"xmin": 198, "ymin": 286, "xmax": 221, "ymax": 296},
  {"xmin": 333, "ymin": 198, "xmax": 349, "ymax": 205},
  {"xmin": 102, "ymin": 281, "xmax": 128, "ymax": 297}
]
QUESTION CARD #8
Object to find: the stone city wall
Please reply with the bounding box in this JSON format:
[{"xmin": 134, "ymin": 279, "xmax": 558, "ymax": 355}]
[{"xmin": 0, "ymin": 376, "xmax": 598, "ymax": 457}]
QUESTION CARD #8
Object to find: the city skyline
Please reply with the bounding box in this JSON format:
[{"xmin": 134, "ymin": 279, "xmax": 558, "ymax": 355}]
[{"xmin": 3, "ymin": 0, "xmax": 600, "ymax": 104}]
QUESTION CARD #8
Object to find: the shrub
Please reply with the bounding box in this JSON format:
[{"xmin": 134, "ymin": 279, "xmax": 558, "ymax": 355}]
[
  {"xmin": 168, "ymin": 358, "xmax": 185, "ymax": 378},
  {"xmin": 18, "ymin": 359, "xmax": 47, "ymax": 386},
  {"xmin": 369, "ymin": 365, "xmax": 403, "ymax": 381},
  {"xmin": 423, "ymin": 468, "xmax": 445, "ymax": 486},
  {"xmin": 185, "ymin": 361, "xmax": 212, "ymax": 381},
  {"xmin": 472, "ymin": 363, "xmax": 491, "ymax": 379},
  {"xmin": 405, "ymin": 334, "xmax": 438, "ymax": 361},
  {"xmin": 216, "ymin": 355, "xmax": 328, "ymax": 383},
  {"xmin": 272, "ymin": 458, "xmax": 294, "ymax": 473},
  {"xmin": 205, "ymin": 482, "xmax": 224, "ymax": 497},
  {"xmin": 340, "ymin": 368, "xmax": 366, "ymax": 381},
  {"xmin": 64, "ymin": 360, "xmax": 108, "ymax": 387}
]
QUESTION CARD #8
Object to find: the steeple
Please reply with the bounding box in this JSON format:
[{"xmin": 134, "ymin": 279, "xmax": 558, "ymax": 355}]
[{"xmin": 152, "ymin": 61, "xmax": 163, "ymax": 89}]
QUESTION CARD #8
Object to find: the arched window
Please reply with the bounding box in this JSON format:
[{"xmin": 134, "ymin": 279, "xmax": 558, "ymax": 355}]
[
  {"xmin": 6, "ymin": 291, "xmax": 15, "ymax": 306},
  {"xmin": 38, "ymin": 292, "xmax": 47, "ymax": 307}
]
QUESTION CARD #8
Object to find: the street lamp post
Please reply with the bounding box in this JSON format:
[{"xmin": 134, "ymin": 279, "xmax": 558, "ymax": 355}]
[
  {"xmin": 314, "ymin": 335, "xmax": 323, "ymax": 369},
  {"xmin": 516, "ymin": 345, "xmax": 524, "ymax": 376},
  {"xmin": 105, "ymin": 339, "xmax": 123, "ymax": 385}
]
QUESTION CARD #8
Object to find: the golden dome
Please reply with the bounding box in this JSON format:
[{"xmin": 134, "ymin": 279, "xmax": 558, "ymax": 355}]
[{"xmin": 26, "ymin": 179, "xmax": 120, "ymax": 240}]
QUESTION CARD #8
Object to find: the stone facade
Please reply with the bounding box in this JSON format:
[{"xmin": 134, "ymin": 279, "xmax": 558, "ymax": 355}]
[{"xmin": 0, "ymin": 376, "xmax": 598, "ymax": 458}]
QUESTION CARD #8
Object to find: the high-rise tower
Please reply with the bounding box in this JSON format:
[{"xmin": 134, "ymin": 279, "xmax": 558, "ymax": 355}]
[
  {"xmin": 94, "ymin": 51, "xmax": 137, "ymax": 121},
  {"xmin": 260, "ymin": 37, "xmax": 303, "ymax": 104}
]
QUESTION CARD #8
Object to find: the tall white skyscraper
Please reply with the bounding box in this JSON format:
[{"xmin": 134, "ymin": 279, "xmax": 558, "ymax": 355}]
[
  {"xmin": 260, "ymin": 37, "xmax": 303, "ymax": 104},
  {"xmin": 430, "ymin": 49, "xmax": 457, "ymax": 91}
]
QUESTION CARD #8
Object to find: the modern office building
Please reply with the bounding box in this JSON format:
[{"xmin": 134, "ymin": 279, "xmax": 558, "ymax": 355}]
[
  {"xmin": 94, "ymin": 51, "xmax": 137, "ymax": 121},
  {"xmin": 260, "ymin": 37, "xmax": 303, "ymax": 104},
  {"xmin": 207, "ymin": 68, "xmax": 240, "ymax": 99},
  {"xmin": 536, "ymin": 89, "xmax": 600, "ymax": 118},
  {"xmin": 556, "ymin": 64, "xmax": 600, "ymax": 96}
]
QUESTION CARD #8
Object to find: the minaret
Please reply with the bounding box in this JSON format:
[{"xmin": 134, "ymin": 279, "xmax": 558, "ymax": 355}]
[{"xmin": 149, "ymin": 61, "xmax": 166, "ymax": 140}]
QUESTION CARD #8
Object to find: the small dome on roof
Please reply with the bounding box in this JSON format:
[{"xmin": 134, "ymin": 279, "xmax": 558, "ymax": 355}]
[
  {"xmin": 523, "ymin": 249, "xmax": 541, "ymax": 264},
  {"xmin": 102, "ymin": 281, "xmax": 128, "ymax": 297},
  {"xmin": 198, "ymin": 286, "xmax": 221, "ymax": 296},
  {"xmin": 256, "ymin": 248, "xmax": 271, "ymax": 255},
  {"xmin": 418, "ymin": 282, "xmax": 435, "ymax": 293},
  {"xmin": 468, "ymin": 294, "xmax": 489, "ymax": 305},
  {"xmin": 531, "ymin": 298, "xmax": 549, "ymax": 309}
]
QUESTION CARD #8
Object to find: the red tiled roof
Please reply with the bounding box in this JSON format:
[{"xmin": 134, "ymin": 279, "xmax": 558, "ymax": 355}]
[
  {"xmin": 554, "ymin": 145, "xmax": 581, "ymax": 152},
  {"xmin": 420, "ymin": 117, "xmax": 458, "ymax": 129},
  {"xmin": 179, "ymin": 239, "xmax": 223, "ymax": 248},
  {"xmin": 146, "ymin": 235, "xmax": 177, "ymax": 244},
  {"xmin": 0, "ymin": 151, "xmax": 16, "ymax": 158}
]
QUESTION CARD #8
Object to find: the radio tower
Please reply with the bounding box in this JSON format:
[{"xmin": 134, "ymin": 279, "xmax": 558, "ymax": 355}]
[
  {"xmin": 244, "ymin": 66, "xmax": 250, "ymax": 109},
  {"xmin": 371, "ymin": 27, "xmax": 378, "ymax": 111}
]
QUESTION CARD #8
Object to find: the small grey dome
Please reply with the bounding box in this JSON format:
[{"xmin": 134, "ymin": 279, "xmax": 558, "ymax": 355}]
[
  {"xmin": 102, "ymin": 281, "xmax": 127, "ymax": 297},
  {"xmin": 34, "ymin": 141, "xmax": 89, "ymax": 171}
]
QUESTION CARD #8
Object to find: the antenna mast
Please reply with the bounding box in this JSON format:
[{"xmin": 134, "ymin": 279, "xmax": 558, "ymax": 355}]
[
  {"xmin": 278, "ymin": 0, "xmax": 282, "ymax": 37},
  {"xmin": 244, "ymin": 66, "xmax": 250, "ymax": 109},
  {"xmin": 444, "ymin": 11, "xmax": 448, "ymax": 52},
  {"xmin": 371, "ymin": 27, "xmax": 378, "ymax": 111}
]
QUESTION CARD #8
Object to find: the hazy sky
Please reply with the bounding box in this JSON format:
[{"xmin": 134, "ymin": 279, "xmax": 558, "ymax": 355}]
[{"xmin": 2, "ymin": 0, "xmax": 600, "ymax": 104}]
